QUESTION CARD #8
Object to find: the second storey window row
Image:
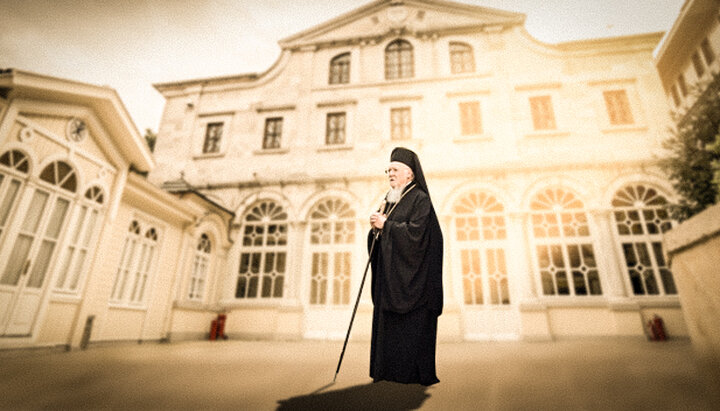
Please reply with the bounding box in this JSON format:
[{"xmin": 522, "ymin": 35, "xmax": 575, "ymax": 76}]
[{"xmin": 212, "ymin": 87, "xmax": 644, "ymax": 151}]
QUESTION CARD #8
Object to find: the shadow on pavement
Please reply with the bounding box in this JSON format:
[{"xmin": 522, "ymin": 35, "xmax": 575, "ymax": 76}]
[{"xmin": 276, "ymin": 380, "xmax": 430, "ymax": 410}]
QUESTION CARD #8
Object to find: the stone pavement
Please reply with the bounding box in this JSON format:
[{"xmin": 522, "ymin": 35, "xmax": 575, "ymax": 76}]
[{"xmin": 1, "ymin": 338, "xmax": 718, "ymax": 410}]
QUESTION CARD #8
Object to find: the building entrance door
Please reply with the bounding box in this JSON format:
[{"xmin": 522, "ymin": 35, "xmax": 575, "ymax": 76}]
[
  {"xmin": 304, "ymin": 250, "xmax": 353, "ymax": 339},
  {"xmin": 0, "ymin": 187, "xmax": 72, "ymax": 336},
  {"xmin": 451, "ymin": 191, "xmax": 519, "ymax": 340},
  {"xmin": 304, "ymin": 198, "xmax": 356, "ymax": 339}
]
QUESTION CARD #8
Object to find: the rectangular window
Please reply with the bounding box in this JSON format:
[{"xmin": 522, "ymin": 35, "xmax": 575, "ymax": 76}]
[
  {"xmin": 529, "ymin": 96, "xmax": 556, "ymax": 130},
  {"xmin": 390, "ymin": 107, "xmax": 412, "ymax": 140},
  {"xmin": 450, "ymin": 42, "xmax": 475, "ymax": 74},
  {"xmin": 691, "ymin": 52, "xmax": 705, "ymax": 78},
  {"xmin": 459, "ymin": 101, "xmax": 482, "ymax": 135},
  {"xmin": 263, "ymin": 117, "xmax": 283, "ymax": 149},
  {"xmin": 670, "ymin": 84, "xmax": 681, "ymax": 107},
  {"xmin": 603, "ymin": 90, "xmax": 634, "ymax": 125},
  {"xmin": 326, "ymin": 112, "xmax": 346, "ymax": 145},
  {"xmin": 329, "ymin": 53, "xmax": 350, "ymax": 85},
  {"xmin": 54, "ymin": 206, "xmax": 100, "ymax": 293},
  {"xmin": 701, "ymin": 38, "xmax": 715, "ymax": 65},
  {"xmin": 677, "ymin": 74, "xmax": 688, "ymax": 97},
  {"xmin": 202, "ymin": 122, "xmax": 223, "ymax": 154},
  {"xmin": 189, "ymin": 255, "xmax": 209, "ymax": 301}
]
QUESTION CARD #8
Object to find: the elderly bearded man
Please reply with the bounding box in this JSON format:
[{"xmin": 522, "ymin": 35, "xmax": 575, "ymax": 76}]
[{"xmin": 368, "ymin": 147, "xmax": 444, "ymax": 386}]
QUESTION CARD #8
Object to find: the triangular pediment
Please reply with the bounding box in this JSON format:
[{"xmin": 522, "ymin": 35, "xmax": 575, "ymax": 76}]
[{"xmin": 279, "ymin": 0, "xmax": 525, "ymax": 48}]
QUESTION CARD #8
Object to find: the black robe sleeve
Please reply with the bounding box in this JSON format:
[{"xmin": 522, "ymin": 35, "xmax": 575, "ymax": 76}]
[{"xmin": 370, "ymin": 189, "xmax": 442, "ymax": 315}]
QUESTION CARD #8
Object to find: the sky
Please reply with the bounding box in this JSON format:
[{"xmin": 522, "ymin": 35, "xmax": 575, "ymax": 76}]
[{"xmin": 0, "ymin": 0, "xmax": 685, "ymax": 134}]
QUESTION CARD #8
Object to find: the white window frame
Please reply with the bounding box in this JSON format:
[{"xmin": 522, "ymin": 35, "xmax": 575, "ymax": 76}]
[
  {"xmin": 610, "ymin": 184, "xmax": 678, "ymax": 297},
  {"xmin": 528, "ymin": 188, "xmax": 603, "ymax": 298},
  {"xmin": 306, "ymin": 198, "xmax": 356, "ymax": 307},
  {"xmin": 52, "ymin": 185, "xmax": 105, "ymax": 296},
  {"xmin": 188, "ymin": 233, "xmax": 212, "ymax": 301},
  {"xmin": 109, "ymin": 218, "xmax": 161, "ymax": 308},
  {"xmin": 235, "ymin": 200, "xmax": 289, "ymax": 300},
  {"xmin": 193, "ymin": 113, "xmax": 232, "ymax": 159},
  {"xmin": 451, "ymin": 191, "xmax": 511, "ymax": 306}
]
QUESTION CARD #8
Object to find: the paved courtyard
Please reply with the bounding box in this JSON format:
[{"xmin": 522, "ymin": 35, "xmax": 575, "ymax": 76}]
[{"xmin": 1, "ymin": 338, "xmax": 718, "ymax": 410}]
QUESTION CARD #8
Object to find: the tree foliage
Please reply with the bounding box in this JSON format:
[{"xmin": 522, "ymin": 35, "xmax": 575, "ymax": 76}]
[{"xmin": 659, "ymin": 72, "xmax": 720, "ymax": 222}]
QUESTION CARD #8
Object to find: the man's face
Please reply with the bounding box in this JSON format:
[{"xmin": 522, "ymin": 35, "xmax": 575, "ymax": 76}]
[{"xmin": 386, "ymin": 161, "xmax": 413, "ymax": 189}]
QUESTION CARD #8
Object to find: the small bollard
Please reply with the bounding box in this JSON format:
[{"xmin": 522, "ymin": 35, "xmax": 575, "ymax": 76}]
[{"xmin": 80, "ymin": 315, "xmax": 95, "ymax": 350}]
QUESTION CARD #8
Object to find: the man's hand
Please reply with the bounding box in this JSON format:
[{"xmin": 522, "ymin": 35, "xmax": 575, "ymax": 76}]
[{"xmin": 370, "ymin": 212, "xmax": 386, "ymax": 230}]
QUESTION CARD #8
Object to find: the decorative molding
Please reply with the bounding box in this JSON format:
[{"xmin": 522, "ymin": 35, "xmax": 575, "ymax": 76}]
[
  {"xmin": 379, "ymin": 94, "xmax": 423, "ymax": 103},
  {"xmin": 253, "ymin": 148, "xmax": 290, "ymax": 155},
  {"xmin": 588, "ymin": 78, "xmax": 637, "ymax": 86},
  {"xmin": 256, "ymin": 104, "xmax": 296, "ymax": 113},
  {"xmin": 316, "ymin": 144, "xmax": 354, "ymax": 152},
  {"xmin": 600, "ymin": 125, "xmax": 649, "ymax": 134},
  {"xmin": 514, "ymin": 82, "xmax": 562, "ymax": 91},
  {"xmin": 193, "ymin": 152, "xmax": 225, "ymax": 160},
  {"xmin": 453, "ymin": 135, "xmax": 493, "ymax": 143},
  {"xmin": 446, "ymin": 89, "xmax": 492, "ymax": 98},
  {"xmin": 198, "ymin": 110, "xmax": 235, "ymax": 118},
  {"xmin": 18, "ymin": 126, "xmax": 34, "ymax": 143},
  {"xmin": 523, "ymin": 130, "xmax": 571, "ymax": 139},
  {"xmin": 316, "ymin": 99, "xmax": 358, "ymax": 108}
]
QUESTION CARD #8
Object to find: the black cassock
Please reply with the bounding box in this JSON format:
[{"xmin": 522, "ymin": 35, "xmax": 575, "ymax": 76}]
[{"xmin": 368, "ymin": 184, "xmax": 443, "ymax": 386}]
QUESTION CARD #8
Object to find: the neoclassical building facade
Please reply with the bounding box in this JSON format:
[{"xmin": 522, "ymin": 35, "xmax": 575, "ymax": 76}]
[
  {"xmin": 0, "ymin": 0, "xmax": 696, "ymax": 349},
  {"xmin": 148, "ymin": 0, "xmax": 688, "ymax": 341}
]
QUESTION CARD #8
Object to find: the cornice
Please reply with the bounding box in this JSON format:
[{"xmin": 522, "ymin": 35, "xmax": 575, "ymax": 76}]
[{"xmin": 279, "ymin": 0, "xmax": 524, "ymax": 50}]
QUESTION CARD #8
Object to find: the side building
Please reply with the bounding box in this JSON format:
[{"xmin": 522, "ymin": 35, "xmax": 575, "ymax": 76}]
[
  {"xmin": 655, "ymin": 0, "xmax": 720, "ymax": 122},
  {"xmin": 149, "ymin": 0, "xmax": 688, "ymax": 341},
  {"xmin": 0, "ymin": 69, "xmax": 233, "ymax": 349}
]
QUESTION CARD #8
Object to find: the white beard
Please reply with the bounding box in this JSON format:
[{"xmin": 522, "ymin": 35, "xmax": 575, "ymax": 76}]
[{"xmin": 386, "ymin": 186, "xmax": 404, "ymax": 203}]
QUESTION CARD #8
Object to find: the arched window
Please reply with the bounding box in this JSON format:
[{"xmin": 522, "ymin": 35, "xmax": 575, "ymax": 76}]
[
  {"xmin": 530, "ymin": 188, "xmax": 602, "ymax": 296},
  {"xmin": 453, "ymin": 191, "xmax": 509, "ymax": 305},
  {"xmin": 449, "ymin": 42, "xmax": 475, "ymax": 74},
  {"xmin": 612, "ymin": 185, "xmax": 677, "ymax": 295},
  {"xmin": 236, "ymin": 201, "xmax": 288, "ymax": 299},
  {"xmin": 110, "ymin": 221, "xmax": 159, "ymax": 305},
  {"xmin": 329, "ymin": 52, "xmax": 350, "ymax": 85},
  {"xmin": 39, "ymin": 161, "xmax": 77, "ymax": 193},
  {"xmin": 0, "ymin": 150, "xmax": 30, "ymax": 173},
  {"xmin": 54, "ymin": 186, "xmax": 105, "ymax": 293},
  {"xmin": 308, "ymin": 198, "xmax": 355, "ymax": 306},
  {"xmin": 189, "ymin": 233, "xmax": 212, "ymax": 300},
  {"xmin": 0, "ymin": 150, "xmax": 29, "ymax": 238},
  {"xmin": 1, "ymin": 162, "xmax": 73, "ymax": 290},
  {"xmin": 385, "ymin": 39, "xmax": 414, "ymax": 80},
  {"xmin": 0, "ymin": 153, "xmax": 76, "ymax": 335}
]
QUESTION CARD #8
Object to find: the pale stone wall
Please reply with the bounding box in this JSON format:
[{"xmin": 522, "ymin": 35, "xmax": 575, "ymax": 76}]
[
  {"xmin": 665, "ymin": 203, "xmax": 720, "ymax": 361},
  {"xmin": 148, "ymin": 1, "xmax": 686, "ymax": 341},
  {"xmin": 36, "ymin": 301, "xmax": 78, "ymax": 345},
  {"xmin": 655, "ymin": 0, "xmax": 720, "ymax": 113}
]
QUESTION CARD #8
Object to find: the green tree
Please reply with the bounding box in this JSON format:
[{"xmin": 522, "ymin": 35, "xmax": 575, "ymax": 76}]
[{"xmin": 659, "ymin": 72, "xmax": 720, "ymax": 222}]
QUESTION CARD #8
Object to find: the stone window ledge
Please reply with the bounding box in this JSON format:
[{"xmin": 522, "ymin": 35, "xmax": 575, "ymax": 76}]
[
  {"xmin": 524, "ymin": 130, "xmax": 571, "ymax": 139},
  {"xmin": 453, "ymin": 135, "xmax": 493, "ymax": 143},
  {"xmin": 601, "ymin": 124, "xmax": 648, "ymax": 133},
  {"xmin": 317, "ymin": 144, "xmax": 353, "ymax": 152},
  {"xmin": 193, "ymin": 152, "xmax": 225, "ymax": 160},
  {"xmin": 253, "ymin": 148, "xmax": 289, "ymax": 155}
]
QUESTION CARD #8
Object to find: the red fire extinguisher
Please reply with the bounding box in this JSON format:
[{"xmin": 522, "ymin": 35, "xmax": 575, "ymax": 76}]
[
  {"xmin": 217, "ymin": 313, "xmax": 227, "ymax": 340},
  {"xmin": 647, "ymin": 314, "xmax": 667, "ymax": 341},
  {"xmin": 209, "ymin": 319, "xmax": 218, "ymax": 341}
]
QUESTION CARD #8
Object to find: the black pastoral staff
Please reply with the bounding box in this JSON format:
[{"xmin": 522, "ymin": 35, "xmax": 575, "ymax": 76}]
[{"xmin": 368, "ymin": 147, "xmax": 443, "ymax": 386}]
